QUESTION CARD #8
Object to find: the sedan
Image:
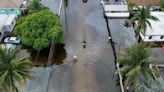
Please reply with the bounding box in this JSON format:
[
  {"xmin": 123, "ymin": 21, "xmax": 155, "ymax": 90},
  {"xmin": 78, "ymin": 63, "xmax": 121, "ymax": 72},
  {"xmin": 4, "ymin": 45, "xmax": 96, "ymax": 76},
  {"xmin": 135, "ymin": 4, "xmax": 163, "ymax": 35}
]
[{"xmin": 4, "ymin": 36, "xmax": 21, "ymax": 44}]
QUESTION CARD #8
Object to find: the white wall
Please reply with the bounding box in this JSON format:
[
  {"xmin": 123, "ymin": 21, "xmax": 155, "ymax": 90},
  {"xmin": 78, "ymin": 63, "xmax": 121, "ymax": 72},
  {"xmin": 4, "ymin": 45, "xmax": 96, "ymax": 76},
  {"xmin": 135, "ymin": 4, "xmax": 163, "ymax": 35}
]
[
  {"xmin": 101, "ymin": 1, "xmax": 130, "ymax": 18},
  {"xmin": 4, "ymin": 15, "xmax": 17, "ymax": 32},
  {"xmin": 4, "ymin": 20, "xmax": 16, "ymax": 32},
  {"xmin": 0, "ymin": 26, "xmax": 5, "ymax": 41},
  {"xmin": 140, "ymin": 32, "xmax": 164, "ymax": 42}
]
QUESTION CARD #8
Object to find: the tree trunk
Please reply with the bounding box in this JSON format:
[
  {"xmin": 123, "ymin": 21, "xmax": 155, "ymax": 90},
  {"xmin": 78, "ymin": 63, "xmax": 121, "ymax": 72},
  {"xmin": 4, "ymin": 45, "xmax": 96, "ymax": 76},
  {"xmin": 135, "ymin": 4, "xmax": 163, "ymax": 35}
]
[
  {"xmin": 14, "ymin": 86, "xmax": 19, "ymax": 92},
  {"xmin": 136, "ymin": 35, "xmax": 142, "ymax": 43},
  {"xmin": 11, "ymin": 77, "xmax": 19, "ymax": 92},
  {"xmin": 47, "ymin": 39, "xmax": 56, "ymax": 66},
  {"xmin": 3, "ymin": 86, "xmax": 7, "ymax": 92},
  {"xmin": 64, "ymin": 1, "xmax": 68, "ymax": 31},
  {"xmin": 35, "ymin": 50, "xmax": 40, "ymax": 63}
]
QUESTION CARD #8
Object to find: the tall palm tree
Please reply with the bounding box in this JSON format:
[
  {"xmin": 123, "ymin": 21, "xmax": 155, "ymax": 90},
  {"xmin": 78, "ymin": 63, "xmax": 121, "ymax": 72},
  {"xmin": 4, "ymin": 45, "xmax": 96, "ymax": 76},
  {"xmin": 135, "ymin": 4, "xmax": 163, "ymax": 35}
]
[
  {"xmin": 116, "ymin": 44, "xmax": 157, "ymax": 92},
  {"xmin": 127, "ymin": 4, "xmax": 158, "ymax": 42},
  {"xmin": 0, "ymin": 47, "xmax": 32, "ymax": 92}
]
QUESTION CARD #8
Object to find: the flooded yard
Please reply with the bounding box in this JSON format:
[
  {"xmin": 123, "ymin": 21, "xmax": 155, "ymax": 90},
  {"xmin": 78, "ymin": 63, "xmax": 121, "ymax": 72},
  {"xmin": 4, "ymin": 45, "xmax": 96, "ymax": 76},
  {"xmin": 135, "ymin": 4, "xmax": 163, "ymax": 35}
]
[{"xmin": 22, "ymin": 44, "xmax": 67, "ymax": 66}]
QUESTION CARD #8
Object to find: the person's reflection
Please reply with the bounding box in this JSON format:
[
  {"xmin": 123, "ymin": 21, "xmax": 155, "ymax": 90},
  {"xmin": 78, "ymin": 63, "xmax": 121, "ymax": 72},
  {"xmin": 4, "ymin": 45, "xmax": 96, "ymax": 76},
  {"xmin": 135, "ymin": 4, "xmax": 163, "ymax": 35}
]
[{"xmin": 83, "ymin": 0, "xmax": 87, "ymax": 3}]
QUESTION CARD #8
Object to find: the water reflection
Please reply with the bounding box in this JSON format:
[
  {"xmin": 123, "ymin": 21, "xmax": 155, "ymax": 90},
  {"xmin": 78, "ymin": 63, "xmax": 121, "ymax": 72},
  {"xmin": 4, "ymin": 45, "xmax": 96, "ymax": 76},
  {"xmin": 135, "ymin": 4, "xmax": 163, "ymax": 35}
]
[{"xmin": 22, "ymin": 44, "xmax": 67, "ymax": 66}]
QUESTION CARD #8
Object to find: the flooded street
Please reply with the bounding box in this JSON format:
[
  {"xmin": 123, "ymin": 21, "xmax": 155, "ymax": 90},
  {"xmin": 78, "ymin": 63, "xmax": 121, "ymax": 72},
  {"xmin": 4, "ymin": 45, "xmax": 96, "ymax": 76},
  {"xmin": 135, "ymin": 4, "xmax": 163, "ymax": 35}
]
[
  {"xmin": 30, "ymin": 45, "xmax": 66, "ymax": 65},
  {"xmin": 26, "ymin": 0, "xmax": 121, "ymax": 92},
  {"xmin": 48, "ymin": 0, "xmax": 120, "ymax": 92}
]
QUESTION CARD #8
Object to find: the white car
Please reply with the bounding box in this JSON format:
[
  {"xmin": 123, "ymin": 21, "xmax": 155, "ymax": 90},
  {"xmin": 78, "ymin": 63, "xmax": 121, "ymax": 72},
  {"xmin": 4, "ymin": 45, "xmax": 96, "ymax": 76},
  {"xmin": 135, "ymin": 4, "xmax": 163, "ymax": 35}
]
[
  {"xmin": 4, "ymin": 36, "xmax": 21, "ymax": 44},
  {"xmin": 0, "ymin": 44, "xmax": 16, "ymax": 49}
]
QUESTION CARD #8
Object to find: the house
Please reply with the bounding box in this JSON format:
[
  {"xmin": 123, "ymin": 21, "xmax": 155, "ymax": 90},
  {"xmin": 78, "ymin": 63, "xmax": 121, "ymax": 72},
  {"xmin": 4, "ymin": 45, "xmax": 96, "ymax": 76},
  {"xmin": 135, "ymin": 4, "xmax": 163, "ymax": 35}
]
[
  {"xmin": 127, "ymin": 0, "xmax": 161, "ymax": 11},
  {"xmin": 126, "ymin": 0, "xmax": 164, "ymax": 42},
  {"xmin": 0, "ymin": 0, "xmax": 25, "ymax": 14},
  {"xmin": 101, "ymin": 0, "xmax": 130, "ymax": 18},
  {"xmin": 126, "ymin": 0, "xmax": 160, "ymax": 6},
  {"xmin": 140, "ymin": 12, "xmax": 164, "ymax": 42},
  {"xmin": 0, "ymin": 0, "xmax": 25, "ymax": 41},
  {"xmin": 0, "ymin": 14, "xmax": 18, "ymax": 40}
]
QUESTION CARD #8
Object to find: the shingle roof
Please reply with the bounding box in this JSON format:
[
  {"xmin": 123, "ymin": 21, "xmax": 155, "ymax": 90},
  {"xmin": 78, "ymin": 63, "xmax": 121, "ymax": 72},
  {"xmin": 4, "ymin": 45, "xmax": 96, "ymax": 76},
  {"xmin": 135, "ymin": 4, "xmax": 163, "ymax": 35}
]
[
  {"xmin": 0, "ymin": 0, "xmax": 23, "ymax": 8},
  {"xmin": 126, "ymin": 0, "xmax": 160, "ymax": 6}
]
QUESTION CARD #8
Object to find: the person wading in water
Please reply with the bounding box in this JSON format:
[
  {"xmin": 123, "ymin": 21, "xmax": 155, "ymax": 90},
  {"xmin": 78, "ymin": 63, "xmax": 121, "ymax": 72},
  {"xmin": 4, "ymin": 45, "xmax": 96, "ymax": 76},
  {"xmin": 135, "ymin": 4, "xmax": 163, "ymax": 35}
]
[{"xmin": 83, "ymin": 41, "xmax": 86, "ymax": 48}]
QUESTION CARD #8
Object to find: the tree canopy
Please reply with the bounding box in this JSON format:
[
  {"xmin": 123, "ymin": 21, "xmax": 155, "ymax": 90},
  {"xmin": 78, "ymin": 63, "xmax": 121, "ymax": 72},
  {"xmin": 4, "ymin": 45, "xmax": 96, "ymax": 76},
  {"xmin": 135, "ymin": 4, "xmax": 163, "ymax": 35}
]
[
  {"xmin": 15, "ymin": 9, "xmax": 64, "ymax": 51},
  {"xmin": 0, "ymin": 47, "xmax": 32, "ymax": 92},
  {"xmin": 27, "ymin": 0, "xmax": 47, "ymax": 14},
  {"xmin": 140, "ymin": 78, "xmax": 164, "ymax": 92},
  {"xmin": 127, "ymin": 4, "xmax": 158, "ymax": 42},
  {"xmin": 160, "ymin": 0, "xmax": 164, "ymax": 11},
  {"xmin": 117, "ymin": 44, "xmax": 158, "ymax": 92}
]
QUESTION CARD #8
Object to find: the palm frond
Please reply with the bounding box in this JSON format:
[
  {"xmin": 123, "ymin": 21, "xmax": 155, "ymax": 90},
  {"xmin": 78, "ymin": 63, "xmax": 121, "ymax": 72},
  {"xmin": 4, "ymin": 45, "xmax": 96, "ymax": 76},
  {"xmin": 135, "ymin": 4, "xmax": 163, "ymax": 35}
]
[
  {"xmin": 127, "ymin": 5, "xmax": 158, "ymax": 42},
  {"xmin": 117, "ymin": 44, "xmax": 157, "ymax": 91},
  {"xmin": 0, "ymin": 48, "xmax": 33, "ymax": 91}
]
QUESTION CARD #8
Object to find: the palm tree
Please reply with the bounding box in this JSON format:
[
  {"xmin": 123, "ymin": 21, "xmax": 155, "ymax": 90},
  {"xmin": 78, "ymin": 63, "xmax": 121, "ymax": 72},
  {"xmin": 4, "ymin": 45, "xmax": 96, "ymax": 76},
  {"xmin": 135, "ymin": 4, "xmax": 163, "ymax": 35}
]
[
  {"xmin": 127, "ymin": 4, "xmax": 158, "ymax": 42},
  {"xmin": 0, "ymin": 47, "xmax": 32, "ymax": 92},
  {"xmin": 116, "ymin": 44, "xmax": 157, "ymax": 92},
  {"xmin": 27, "ymin": 0, "xmax": 46, "ymax": 13},
  {"xmin": 140, "ymin": 78, "xmax": 164, "ymax": 92}
]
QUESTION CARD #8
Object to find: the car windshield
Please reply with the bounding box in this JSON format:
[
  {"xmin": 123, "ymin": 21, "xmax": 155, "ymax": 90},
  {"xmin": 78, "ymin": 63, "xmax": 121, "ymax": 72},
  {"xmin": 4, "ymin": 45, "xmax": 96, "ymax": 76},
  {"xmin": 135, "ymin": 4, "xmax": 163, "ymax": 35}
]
[{"xmin": 10, "ymin": 37, "xmax": 17, "ymax": 41}]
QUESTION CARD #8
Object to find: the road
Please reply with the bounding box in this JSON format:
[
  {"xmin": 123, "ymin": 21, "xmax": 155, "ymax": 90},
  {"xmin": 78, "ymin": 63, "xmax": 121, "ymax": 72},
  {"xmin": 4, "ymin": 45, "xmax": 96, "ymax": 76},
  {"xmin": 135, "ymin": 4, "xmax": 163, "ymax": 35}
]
[
  {"xmin": 26, "ymin": 0, "xmax": 121, "ymax": 92},
  {"xmin": 48, "ymin": 0, "xmax": 120, "ymax": 92},
  {"xmin": 107, "ymin": 19, "xmax": 136, "ymax": 50}
]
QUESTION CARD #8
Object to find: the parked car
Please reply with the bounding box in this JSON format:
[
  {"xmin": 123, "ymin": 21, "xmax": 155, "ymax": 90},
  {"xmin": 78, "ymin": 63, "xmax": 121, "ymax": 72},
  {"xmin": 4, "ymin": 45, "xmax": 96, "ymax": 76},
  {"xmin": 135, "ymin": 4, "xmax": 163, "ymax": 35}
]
[
  {"xmin": 0, "ymin": 44, "xmax": 16, "ymax": 49},
  {"xmin": 4, "ymin": 36, "xmax": 21, "ymax": 44}
]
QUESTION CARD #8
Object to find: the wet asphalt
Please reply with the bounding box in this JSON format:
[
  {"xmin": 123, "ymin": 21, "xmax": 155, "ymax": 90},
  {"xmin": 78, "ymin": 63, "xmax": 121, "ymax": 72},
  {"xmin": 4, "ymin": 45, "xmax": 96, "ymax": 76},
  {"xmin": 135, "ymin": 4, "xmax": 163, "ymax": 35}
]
[
  {"xmin": 48, "ymin": 0, "xmax": 120, "ymax": 92},
  {"xmin": 26, "ymin": 0, "xmax": 136, "ymax": 91}
]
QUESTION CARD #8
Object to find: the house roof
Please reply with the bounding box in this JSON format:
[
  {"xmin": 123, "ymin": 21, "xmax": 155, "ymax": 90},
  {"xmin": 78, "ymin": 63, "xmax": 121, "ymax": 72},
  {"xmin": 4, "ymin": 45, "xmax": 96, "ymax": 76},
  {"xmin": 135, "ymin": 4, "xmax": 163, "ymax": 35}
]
[
  {"xmin": 0, "ymin": 0, "xmax": 23, "ymax": 8},
  {"xmin": 126, "ymin": 0, "xmax": 160, "ymax": 6},
  {"xmin": 0, "ymin": 14, "xmax": 8, "ymax": 30},
  {"xmin": 145, "ymin": 12, "xmax": 164, "ymax": 36}
]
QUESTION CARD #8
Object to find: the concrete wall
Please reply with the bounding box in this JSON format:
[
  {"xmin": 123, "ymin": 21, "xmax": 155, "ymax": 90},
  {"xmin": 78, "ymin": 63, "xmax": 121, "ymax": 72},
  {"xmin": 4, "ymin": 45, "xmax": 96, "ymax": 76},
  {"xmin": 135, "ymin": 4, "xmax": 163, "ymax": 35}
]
[
  {"xmin": 4, "ymin": 19, "xmax": 16, "ymax": 32},
  {"xmin": 0, "ymin": 14, "xmax": 17, "ymax": 41},
  {"xmin": 140, "ymin": 32, "xmax": 164, "ymax": 42},
  {"xmin": 4, "ymin": 14, "xmax": 17, "ymax": 32},
  {"xmin": 0, "ymin": 27, "xmax": 5, "ymax": 41}
]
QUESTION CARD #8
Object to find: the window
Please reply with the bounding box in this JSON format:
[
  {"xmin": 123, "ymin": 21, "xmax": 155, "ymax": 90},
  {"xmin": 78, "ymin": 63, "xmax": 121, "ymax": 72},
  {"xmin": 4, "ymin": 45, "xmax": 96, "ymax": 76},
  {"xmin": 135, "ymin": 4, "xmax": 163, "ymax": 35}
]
[
  {"xmin": 149, "ymin": 36, "xmax": 152, "ymax": 39},
  {"xmin": 160, "ymin": 36, "xmax": 164, "ymax": 39},
  {"xmin": 10, "ymin": 9, "xmax": 14, "ymax": 11}
]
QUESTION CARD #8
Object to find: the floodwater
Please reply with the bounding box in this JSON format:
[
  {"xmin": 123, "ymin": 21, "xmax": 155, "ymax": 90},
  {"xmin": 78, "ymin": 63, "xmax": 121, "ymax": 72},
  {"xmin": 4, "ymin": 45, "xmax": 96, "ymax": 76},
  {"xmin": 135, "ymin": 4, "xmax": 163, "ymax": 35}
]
[
  {"xmin": 26, "ymin": 0, "xmax": 122, "ymax": 91},
  {"xmin": 22, "ymin": 44, "xmax": 67, "ymax": 66}
]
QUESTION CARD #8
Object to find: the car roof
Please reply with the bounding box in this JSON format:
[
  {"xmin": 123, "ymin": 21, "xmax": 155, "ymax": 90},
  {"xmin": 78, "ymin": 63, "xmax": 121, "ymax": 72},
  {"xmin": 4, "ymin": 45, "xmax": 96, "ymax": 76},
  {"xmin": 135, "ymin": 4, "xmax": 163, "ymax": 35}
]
[{"xmin": 9, "ymin": 37, "xmax": 17, "ymax": 40}]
